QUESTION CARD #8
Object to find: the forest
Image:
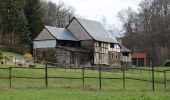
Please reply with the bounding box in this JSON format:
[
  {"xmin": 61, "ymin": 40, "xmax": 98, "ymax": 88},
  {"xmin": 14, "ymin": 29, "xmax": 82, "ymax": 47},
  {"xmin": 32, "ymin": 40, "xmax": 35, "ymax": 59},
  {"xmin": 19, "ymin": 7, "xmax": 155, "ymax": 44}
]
[
  {"xmin": 0, "ymin": 0, "xmax": 170, "ymax": 65},
  {"xmin": 118, "ymin": 0, "xmax": 170, "ymax": 65},
  {"xmin": 0, "ymin": 0, "xmax": 74, "ymax": 52}
]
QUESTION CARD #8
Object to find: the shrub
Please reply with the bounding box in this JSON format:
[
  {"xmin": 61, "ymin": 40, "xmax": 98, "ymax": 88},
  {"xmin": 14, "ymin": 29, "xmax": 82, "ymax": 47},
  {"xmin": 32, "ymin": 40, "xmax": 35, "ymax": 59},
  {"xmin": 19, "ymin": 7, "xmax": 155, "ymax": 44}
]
[
  {"xmin": 23, "ymin": 52, "xmax": 32, "ymax": 58},
  {"xmin": 0, "ymin": 52, "xmax": 3, "ymax": 60},
  {"xmin": 0, "ymin": 45, "xmax": 30, "ymax": 54}
]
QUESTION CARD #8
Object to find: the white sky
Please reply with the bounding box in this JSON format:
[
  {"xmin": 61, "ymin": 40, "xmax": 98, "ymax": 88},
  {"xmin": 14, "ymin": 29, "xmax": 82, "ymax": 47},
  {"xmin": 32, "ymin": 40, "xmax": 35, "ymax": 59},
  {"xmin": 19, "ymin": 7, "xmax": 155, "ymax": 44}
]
[{"xmin": 50, "ymin": 0, "xmax": 142, "ymax": 30}]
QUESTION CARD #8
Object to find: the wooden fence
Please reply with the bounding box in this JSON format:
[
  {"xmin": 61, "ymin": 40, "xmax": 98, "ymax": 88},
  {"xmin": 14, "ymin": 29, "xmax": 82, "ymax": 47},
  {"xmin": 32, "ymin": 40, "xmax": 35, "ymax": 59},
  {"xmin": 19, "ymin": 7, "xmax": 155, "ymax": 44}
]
[{"xmin": 0, "ymin": 64, "xmax": 170, "ymax": 91}]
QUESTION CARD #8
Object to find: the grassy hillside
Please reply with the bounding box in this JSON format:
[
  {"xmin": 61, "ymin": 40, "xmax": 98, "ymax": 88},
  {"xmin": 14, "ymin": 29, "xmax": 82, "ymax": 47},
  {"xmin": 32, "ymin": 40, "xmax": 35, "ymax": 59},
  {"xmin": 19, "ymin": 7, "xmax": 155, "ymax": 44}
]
[{"xmin": 1, "ymin": 52, "xmax": 24, "ymax": 57}]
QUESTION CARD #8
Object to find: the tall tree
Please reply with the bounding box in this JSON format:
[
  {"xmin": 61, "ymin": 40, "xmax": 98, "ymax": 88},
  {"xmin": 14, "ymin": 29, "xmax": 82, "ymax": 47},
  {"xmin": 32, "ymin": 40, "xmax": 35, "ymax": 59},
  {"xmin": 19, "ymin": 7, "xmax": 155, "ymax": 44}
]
[
  {"xmin": 0, "ymin": 0, "xmax": 26, "ymax": 44},
  {"xmin": 24, "ymin": 0, "xmax": 44, "ymax": 52},
  {"xmin": 118, "ymin": 0, "xmax": 170, "ymax": 66},
  {"xmin": 0, "ymin": 0, "xmax": 75, "ymax": 53},
  {"xmin": 41, "ymin": 1, "xmax": 74, "ymax": 27}
]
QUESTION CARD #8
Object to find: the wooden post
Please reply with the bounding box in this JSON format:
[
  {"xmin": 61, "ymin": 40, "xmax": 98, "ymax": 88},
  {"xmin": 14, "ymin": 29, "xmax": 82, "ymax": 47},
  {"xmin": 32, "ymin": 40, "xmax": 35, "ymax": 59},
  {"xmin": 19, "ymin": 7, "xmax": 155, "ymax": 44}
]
[
  {"xmin": 9, "ymin": 67, "xmax": 12, "ymax": 88},
  {"xmin": 99, "ymin": 64, "xmax": 102, "ymax": 90},
  {"xmin": 164, "ymin": 70, "xmax": 166, "ymax": 91},
  {"xmin": 15, "ymin": 57, "xmax": 16, "ymax": 66},
  {"xmin": 152, "ymin": 64, "xmax": 155, "ymax": 91},
  {"xmin": 45, "ymin": 63, "xmax": 48, "ymax": 88},
  {"xmin": 82, "ymin": 67, "xmax": 85, "ymax": 86},
  {"xmin": 123, "ymin": 66, "xmax": 125, "ymax": 89},
  {"xmin": 104, "ymin": 67, "xmax": 107, "ymax": 76}
]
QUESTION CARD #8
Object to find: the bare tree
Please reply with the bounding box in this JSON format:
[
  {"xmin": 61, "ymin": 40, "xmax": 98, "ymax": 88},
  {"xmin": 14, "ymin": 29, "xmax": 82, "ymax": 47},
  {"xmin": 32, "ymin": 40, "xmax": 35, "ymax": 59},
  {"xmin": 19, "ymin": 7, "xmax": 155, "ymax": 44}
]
[
  {"xmin": 118, "ymin": 0, "xmax": 170, "ymax": 66},
  {"xmin": 41, "ymin": 1, "xmax": 75, "ymax": 27}
]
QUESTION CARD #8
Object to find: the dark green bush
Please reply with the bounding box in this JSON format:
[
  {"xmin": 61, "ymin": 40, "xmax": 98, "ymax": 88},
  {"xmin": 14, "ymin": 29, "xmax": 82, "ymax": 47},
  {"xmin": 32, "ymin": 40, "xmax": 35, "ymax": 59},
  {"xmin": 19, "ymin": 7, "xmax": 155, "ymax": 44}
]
[{"xmin": 0, "ymin": 45, "xmax": 29, "ymax": 54}]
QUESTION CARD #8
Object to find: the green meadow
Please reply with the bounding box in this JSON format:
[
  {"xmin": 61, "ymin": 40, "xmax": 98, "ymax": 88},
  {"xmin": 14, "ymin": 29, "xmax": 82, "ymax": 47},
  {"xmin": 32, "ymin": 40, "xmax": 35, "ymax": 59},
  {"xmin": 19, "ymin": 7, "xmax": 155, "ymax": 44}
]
[{"xmin": 0, "ymin": 52, "xmax": 170, "ymax": 100}]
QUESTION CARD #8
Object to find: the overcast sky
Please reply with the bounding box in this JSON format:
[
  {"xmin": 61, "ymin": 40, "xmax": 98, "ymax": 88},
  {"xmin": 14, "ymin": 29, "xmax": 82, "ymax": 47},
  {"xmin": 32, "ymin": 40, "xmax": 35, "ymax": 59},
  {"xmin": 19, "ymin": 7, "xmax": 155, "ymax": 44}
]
[{"xmin": 50, "ymin": 0, "xmax": 142, "ymax": 30}]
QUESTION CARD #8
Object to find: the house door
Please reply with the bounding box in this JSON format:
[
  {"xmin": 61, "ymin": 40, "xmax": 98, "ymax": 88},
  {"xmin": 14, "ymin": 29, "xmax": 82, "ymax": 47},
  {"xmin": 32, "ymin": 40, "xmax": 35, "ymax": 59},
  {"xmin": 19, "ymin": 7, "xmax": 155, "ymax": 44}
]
[{"xmin": 73, "ymin": 53, "xmax": 79, "ymax": 66}]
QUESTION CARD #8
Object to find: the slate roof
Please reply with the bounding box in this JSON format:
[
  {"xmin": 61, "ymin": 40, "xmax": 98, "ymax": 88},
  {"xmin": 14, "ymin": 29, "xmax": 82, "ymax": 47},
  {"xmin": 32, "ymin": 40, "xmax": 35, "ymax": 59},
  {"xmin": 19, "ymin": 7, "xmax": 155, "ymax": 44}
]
[
  {"xmin": 120, "ymin": 45, "xmax": 132, "ymax": 53},
  {"xmin": 75, "ymin": 17, "xmax": 118, "ymax": 43},
  {"xmin": 45, "ymin": 26, "xmax": 79, "ymax": 41}
]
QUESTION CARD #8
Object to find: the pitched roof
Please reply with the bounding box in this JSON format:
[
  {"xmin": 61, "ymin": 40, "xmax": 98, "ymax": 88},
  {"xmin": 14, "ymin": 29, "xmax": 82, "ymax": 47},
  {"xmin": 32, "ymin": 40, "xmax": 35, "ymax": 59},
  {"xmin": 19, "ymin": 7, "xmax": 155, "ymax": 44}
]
[
  {"xmin": 45, "ymin": 26, "xmax": 79, "ymax": 41},
  {"xmin": 75, "ymin": 17, "xmax": 118, "ymax": 43},
  {"xmin": 120, "ymin": 45, "xmax": 132, "ymax": 53}
]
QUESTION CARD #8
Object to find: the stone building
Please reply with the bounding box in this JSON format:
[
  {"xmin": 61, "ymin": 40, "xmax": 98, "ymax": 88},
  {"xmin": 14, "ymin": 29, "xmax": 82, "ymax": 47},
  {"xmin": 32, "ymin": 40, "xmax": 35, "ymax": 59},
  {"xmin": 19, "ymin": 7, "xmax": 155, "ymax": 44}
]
[{"xmin": 33, "ymin": 17, "xmax": 121, "ymax": 67}]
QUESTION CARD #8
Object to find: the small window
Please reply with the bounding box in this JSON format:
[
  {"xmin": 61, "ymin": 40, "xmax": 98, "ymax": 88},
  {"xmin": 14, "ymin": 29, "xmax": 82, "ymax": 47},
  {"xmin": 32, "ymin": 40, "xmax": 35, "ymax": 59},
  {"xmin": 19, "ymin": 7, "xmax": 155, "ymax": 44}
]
[
  {"xmin": 112, "ymin": 53, "xmax": 118, "ymax": 60},
  {"xmin": 42, "ymin": 50, "xmax": 46, "ymax": 58},
  {"xmin": 123, "ymin": 52, "xmax": 128, "ymax": 56},
  {"xmin": 110, "ymin": 43, "xmax": 114, "ymax": 48},
  {"xmin": 112, "ymin": 53, "xmax": 114, "ymax": 60},
  {"xmin": 99, "ymin": 42, "xmax": 101, "ymax": 47},
  {"xmin": 99, "ymin": 53, "xmax": 102, "ymax": 59},
  {"xmin": 115, "ymin": 55, "xmax": 118, "ymax": 59}
]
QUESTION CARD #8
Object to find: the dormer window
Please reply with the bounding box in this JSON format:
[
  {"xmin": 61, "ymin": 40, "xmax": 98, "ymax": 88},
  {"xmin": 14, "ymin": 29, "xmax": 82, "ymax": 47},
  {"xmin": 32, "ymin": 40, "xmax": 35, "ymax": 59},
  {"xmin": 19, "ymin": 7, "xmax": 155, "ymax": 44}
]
[{"xmin": 110, "ymin": 43, "xmax": 114, "ymax": 48}]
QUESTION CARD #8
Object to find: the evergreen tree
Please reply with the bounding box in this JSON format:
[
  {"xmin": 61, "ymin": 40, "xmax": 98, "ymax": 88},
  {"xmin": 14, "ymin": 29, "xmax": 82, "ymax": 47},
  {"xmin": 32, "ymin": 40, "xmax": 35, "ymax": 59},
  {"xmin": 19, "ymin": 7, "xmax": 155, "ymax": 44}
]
[
  {"xmin": 24, "ymin": 0, "xmax": 44, "ymax": 39},
  {"xmin": 24, "ymin": 0, "xmax": 44, "ymax": 53},
  {"xmin": 14, "ymin": 9, "xmax": 31, "ymax": 45}
]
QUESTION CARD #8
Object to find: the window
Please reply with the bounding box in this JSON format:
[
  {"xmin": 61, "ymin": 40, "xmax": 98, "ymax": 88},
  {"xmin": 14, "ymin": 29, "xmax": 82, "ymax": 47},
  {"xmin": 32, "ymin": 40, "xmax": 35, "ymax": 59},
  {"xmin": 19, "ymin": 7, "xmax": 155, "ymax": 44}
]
[
  {"xmin": 112, "ymin": 53, "xmax": 114, "ymax": 60},
  {"xmin": 115, "ymin": 55, "xmax": 118, "ymax": 59},
  {"xmin": 42, "ymin": 50, "xmax": 46, "ymax": 58},
  {"xmin": 110, "ymin": 43, "xmax": 114, "ymax": 48},
  {"xmin": 112, "ymin": 53, "xmax": 118, "ymax": 60},
  {"xmin": 99, "ymin": 42, "xmax": 101, "ymax": 47},
  {"xmin": 123, "ymin": 52, "xmax": 128, "ymax": 56},
  {"xmin": 99, "ymin": 53, "xmax": 102, "ymax": 59}
]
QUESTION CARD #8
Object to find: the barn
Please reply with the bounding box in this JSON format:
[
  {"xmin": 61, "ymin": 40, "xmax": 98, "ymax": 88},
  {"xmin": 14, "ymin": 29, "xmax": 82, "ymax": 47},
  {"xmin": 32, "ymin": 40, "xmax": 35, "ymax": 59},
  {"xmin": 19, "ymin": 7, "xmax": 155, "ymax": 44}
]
[{"xmin": 33, "ymin": 17, "xmax": 121, "ymax": 67}]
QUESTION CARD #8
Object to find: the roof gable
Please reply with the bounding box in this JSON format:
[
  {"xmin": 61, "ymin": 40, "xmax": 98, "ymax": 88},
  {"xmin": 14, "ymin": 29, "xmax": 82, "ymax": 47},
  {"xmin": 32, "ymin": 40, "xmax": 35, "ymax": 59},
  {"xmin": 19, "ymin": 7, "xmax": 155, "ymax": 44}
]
[
  {"xmin": 66, "ymin": 18, "xmax": 93, "ymax": 40},
  {"xmin": 34, "ymin": 28, "xmax": 55, "ymax": 40},
  {"xmin": 120, "ymin": 45, "xmax": 132, "ymax": 53}
]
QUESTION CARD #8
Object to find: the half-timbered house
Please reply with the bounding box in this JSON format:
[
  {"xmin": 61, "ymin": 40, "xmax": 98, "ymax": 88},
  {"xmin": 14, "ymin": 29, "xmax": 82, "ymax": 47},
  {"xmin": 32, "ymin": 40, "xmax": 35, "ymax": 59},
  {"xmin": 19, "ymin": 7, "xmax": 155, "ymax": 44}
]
[{"xmin": 33, "ymin": 17, "xmax": 121, "ymax": 67}]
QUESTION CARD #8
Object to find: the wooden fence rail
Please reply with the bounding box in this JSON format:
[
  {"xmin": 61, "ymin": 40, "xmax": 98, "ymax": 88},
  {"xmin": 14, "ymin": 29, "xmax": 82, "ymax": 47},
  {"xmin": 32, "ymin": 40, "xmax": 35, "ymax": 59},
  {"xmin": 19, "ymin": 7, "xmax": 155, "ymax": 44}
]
[{"xmin": 0, "ymin": 65, "xmax": 169, "ymax": 91}]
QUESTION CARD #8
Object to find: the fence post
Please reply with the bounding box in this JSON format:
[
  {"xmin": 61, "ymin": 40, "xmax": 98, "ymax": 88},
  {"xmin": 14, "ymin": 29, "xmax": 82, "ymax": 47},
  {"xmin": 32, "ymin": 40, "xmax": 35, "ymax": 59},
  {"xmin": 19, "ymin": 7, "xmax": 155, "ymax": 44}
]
[
  {"xmin": 9, "ymin": 67, "xmax": 12, "ymax": 88},
  {"xmin": 132, "ymin": 68, "xmax": 133, "ymax": 76},
  {"xmin": 164, "ymin": 70, "xmax": 166, "ymax": 91},
  {"xmin": 99, "ymin": 65, "xmax": 102, "ymax": 90},
  {"xmin": 15, "ymin": 57, "xmax": 16, "ymax": 66},
  {"xmin": 82, "ymin": 67, "xmax": 85, "ymax": 86},
  {"xmin": 123, "ymin": 66, "xmax": 125, "ymax": 89},
  {"xmin": 45, "ymin": 63, "xmax": 48, "ymax": 88},
  {"xmin": 152, "ymin": 65, "xmax": 155, "ymax": 91}
]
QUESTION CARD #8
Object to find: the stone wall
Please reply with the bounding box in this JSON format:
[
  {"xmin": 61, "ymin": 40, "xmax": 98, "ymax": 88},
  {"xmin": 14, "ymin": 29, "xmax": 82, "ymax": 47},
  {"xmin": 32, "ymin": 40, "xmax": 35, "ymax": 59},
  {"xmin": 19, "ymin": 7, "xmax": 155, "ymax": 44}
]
[
  {"xmin": 108, "ymin": 51, "xmax": 121, "ymax": 67},
  {"xmin": 35, "ymin": 48, "xmax": 56, "ymax": 63}
]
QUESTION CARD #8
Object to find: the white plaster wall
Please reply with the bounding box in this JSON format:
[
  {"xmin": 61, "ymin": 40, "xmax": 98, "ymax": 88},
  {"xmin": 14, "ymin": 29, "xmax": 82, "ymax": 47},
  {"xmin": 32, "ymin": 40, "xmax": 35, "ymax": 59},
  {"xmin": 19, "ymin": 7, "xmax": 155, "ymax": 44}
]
[
  {"xmin": 33, "ymin": 40, "xmax": 56, "ymax": 48},
  {"xmin": 108, "ymin": 43, "xmax": 120, "ymax": 52}
]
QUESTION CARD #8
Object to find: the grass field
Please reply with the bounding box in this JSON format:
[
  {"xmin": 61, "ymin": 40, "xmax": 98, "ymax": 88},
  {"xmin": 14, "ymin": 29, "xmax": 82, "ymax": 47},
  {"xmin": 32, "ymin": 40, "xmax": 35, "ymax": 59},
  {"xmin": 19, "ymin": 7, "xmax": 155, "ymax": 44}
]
[
  {"xmin": 1, "ymin": 88, "xmax": 170, "ymax": 100},
  {"xmin": 0, "ymin": 52, "xmax": 170, "ymax": 100}
]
